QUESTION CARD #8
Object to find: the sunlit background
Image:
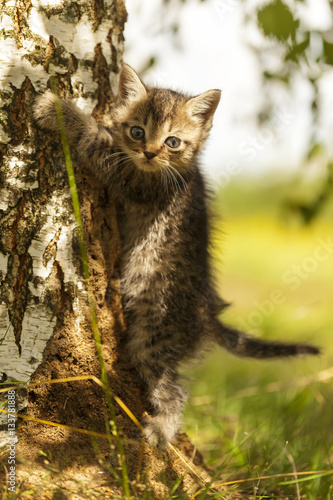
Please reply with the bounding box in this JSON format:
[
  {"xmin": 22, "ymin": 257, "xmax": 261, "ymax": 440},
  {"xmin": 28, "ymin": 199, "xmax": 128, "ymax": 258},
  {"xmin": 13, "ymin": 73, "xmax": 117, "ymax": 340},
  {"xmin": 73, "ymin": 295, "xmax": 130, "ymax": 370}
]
[
  {"xmin": 124, "ymin": 0, "xmax": 333, "ymax": 178},
  {"xmin": 124, "ymin": 1, "xmax": 333, "ymax": 495}
]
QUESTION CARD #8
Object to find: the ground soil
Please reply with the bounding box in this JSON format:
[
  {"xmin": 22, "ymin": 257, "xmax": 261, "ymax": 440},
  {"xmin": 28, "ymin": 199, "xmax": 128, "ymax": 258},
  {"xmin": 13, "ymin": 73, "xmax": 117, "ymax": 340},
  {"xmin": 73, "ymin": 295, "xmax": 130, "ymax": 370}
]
[{"xmin": 13, "ymin": 318, "xmax": 210, "ymax": 499}]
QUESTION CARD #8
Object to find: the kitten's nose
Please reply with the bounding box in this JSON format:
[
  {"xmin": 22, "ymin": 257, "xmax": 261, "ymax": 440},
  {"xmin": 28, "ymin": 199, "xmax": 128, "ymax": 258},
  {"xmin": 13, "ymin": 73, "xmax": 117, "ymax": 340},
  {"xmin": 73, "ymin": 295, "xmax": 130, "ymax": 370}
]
[{"xmin": 144, "ymin": 151, "xmax": 157, "ymax": 161}]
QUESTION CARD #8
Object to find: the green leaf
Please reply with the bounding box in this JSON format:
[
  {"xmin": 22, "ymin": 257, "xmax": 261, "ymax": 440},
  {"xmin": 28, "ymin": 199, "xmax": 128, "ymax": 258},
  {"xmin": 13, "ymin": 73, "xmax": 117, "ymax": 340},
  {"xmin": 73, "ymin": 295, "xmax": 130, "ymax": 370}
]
[
  {"xmin": 263, "ymin": 70, "xmax": 290, "ymax": 84},
  {"xmin": 286, "ymin": 33, "xmax": 310, "ymax": 62},
  {"xmin": 323, "ymin": 38, "xmax": 333, "ymax": 65},
  {"xmin": 257, "ymin": 0, "xmax": 299, "ymax": 42},
  {"xmin": 279, "ymin": 471, "xmax": 333, "ymax": 485},
  {"xmin": 170, "ymin": 476, "xmax": 184, "ymax": 495},
  {"xmin": 307, "ymin": 142, "xmax": 323, "ymax": 160}
]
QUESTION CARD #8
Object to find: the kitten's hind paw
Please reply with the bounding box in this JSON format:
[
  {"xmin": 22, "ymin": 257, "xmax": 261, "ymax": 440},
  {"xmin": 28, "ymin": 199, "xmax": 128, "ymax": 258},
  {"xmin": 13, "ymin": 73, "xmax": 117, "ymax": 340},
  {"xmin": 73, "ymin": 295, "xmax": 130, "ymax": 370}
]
[
  {"xmin": 143, "ymin": 415, "xmax": 179, "ymax": 450},
  {"xmin": 143, "ymin": 420, "xmax": 166, "ymax": 450}
]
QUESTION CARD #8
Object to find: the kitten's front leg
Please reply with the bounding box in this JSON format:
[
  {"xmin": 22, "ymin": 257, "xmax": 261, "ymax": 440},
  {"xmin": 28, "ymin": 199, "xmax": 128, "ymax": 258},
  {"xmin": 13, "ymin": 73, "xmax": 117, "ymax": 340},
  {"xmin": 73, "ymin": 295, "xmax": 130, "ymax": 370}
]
[{"xmin": 34, "ymin": 92, "xmax": 114, "ymax": 184}]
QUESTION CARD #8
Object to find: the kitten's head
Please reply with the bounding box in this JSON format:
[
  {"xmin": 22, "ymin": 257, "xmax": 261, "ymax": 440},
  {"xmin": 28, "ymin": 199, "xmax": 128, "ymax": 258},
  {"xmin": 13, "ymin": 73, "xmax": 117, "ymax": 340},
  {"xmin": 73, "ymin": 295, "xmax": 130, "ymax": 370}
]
[{"xmin": 111, "ymin": 65, "xmax": 221, "ymax": 175}]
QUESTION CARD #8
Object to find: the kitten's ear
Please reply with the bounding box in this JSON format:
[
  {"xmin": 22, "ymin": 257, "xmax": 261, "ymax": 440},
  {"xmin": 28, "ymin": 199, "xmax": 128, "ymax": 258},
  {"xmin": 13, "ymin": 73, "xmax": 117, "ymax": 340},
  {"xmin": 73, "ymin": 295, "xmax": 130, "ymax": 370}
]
[
  {"xmin": 186, "ymin": 89, "xmax": 221, "ymax": 124},
  {"xmin": 118, "ymin": 64, "xmax": 147, "ymax": 102}
]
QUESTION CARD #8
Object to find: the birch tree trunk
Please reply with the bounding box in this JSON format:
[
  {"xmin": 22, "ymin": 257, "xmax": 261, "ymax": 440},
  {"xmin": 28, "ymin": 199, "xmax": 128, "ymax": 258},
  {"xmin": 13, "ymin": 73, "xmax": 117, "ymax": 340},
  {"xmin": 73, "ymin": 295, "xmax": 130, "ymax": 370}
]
[{"xmin": 0, "ymin": 0, "xmax": 126, "ymax": 444}]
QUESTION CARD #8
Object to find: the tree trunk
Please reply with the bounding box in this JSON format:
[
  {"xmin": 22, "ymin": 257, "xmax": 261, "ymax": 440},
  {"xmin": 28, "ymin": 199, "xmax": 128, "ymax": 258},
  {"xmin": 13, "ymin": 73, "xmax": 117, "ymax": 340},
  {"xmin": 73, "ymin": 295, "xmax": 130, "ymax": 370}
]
[
  {"xmin": 0, "ymin": 1, "xmax": 210, "ymax": 497},
  {"xmin": 0, "ymin": 0, "xmax": 126, "ymax": 429}
]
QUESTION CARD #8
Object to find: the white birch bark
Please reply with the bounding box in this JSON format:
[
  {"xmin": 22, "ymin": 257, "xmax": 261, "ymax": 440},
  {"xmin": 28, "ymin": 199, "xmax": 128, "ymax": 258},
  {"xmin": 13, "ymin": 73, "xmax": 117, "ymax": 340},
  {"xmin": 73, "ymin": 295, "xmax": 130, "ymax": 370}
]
[{"xmin": 0, "ymin": 0, "xmax": 126, "ymax": 445}]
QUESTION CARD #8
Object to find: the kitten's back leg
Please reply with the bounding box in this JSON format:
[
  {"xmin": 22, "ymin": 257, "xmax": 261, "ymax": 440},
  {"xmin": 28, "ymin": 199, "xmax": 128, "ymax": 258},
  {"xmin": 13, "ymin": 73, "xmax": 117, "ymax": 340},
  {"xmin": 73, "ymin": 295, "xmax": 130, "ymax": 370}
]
[{"xmin": 135, "ymin": 362, "xmax": 187, "ymax": 448}]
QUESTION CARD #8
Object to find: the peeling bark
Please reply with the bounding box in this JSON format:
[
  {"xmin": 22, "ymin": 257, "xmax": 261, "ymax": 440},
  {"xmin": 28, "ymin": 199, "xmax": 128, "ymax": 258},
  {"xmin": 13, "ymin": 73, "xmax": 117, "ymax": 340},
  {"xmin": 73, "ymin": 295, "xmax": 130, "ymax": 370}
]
[{"xmin": 0, "ymin": 0, "xmax": 127, "ymax": 445}]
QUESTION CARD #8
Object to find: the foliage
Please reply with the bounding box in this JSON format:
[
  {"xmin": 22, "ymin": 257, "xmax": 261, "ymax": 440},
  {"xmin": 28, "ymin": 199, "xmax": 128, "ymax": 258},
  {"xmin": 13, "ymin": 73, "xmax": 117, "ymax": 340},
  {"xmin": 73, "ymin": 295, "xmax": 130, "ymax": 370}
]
[
  {"xmin": 136, "ymin": 0, "xmax": 333, "ymax": 223},
  {"xmin": 249, "ymin": 0, "xmax": 333, "ymax": 222},
  {"xmin": 257, "ymin": 0, "xmax": 299, "ymax": 42}
]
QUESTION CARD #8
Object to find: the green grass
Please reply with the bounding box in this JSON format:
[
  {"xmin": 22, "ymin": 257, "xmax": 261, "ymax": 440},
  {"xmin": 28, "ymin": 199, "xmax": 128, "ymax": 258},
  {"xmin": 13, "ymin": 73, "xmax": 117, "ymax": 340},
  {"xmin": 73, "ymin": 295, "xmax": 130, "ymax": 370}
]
[
  {"xmin": 51, "ymin": 88, "xmax": 131, "ymax": 497},
  {"xmin": 183, "ymin": 178, "xmax": 333, "ymax": 499}
]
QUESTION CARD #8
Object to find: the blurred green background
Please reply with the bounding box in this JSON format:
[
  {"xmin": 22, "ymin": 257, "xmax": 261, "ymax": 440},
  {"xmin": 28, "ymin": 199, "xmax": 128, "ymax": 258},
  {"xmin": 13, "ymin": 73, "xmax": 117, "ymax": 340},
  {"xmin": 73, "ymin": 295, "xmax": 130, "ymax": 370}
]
[{"xmin": 182, "ymin": 177, "xmax": 333, "ymax": 498}]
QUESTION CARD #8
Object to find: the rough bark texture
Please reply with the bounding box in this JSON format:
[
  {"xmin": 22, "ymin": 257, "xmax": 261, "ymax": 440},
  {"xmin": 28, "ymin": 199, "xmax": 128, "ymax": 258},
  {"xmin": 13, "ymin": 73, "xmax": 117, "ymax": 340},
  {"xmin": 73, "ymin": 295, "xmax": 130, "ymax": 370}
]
[
  {"xmin": 0, "ymin": 1, "xmax": 212, "ymax": 498},
  {"xmin": 0, "ymin": 0, "xmax": 126, "ymax": 434}
]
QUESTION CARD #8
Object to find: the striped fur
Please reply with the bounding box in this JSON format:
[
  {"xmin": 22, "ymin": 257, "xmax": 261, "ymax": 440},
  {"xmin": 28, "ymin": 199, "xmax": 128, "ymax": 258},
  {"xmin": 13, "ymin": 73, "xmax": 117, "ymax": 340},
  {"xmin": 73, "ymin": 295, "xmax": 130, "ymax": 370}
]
[{"xmin": 34, "ymin": 65, "xmax": 319, "ymax": 448}]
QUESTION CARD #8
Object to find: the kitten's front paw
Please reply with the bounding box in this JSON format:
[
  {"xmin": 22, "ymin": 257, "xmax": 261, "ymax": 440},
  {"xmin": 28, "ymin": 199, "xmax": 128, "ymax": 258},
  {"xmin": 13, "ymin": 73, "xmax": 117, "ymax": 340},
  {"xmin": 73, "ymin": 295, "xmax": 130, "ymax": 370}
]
[{"xmin": 33, "ymin": 91, "xmax": 61, "ymax": 131}]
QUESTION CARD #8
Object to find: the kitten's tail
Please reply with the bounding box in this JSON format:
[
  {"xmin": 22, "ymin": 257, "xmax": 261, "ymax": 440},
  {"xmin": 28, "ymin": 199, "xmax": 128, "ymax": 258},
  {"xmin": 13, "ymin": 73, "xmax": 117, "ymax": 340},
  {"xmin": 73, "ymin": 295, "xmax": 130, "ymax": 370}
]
[{"xmin": 213, "ymin": 321, "xmax": 320, "ymax": 358}]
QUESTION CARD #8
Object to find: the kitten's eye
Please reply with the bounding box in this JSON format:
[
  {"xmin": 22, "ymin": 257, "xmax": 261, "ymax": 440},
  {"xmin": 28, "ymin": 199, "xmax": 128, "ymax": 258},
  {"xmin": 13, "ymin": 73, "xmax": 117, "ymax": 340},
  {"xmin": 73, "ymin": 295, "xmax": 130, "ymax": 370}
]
[
  {"xmin": 130, "ymin": 126, "xmax": 145, "ymax": 140},
  {"xmin": 165, "ymin": 136, "xmax": 181, "ymax": 149}
]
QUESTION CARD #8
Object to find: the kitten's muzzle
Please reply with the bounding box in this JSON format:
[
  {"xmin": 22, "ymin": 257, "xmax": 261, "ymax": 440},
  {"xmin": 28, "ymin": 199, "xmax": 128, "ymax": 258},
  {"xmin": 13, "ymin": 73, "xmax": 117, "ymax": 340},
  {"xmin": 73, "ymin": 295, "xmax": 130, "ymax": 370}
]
[{"xmin": 144, "ymin": 151, "xmax": 157, "ymax": 160}]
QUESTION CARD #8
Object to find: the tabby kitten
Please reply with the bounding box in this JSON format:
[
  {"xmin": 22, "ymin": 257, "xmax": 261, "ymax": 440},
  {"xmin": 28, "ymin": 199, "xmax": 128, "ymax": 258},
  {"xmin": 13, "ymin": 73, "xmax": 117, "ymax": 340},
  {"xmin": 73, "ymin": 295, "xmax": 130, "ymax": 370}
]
[{"xmin": 34, "ymin": 65, "xmax": 319, "ymax": 447}]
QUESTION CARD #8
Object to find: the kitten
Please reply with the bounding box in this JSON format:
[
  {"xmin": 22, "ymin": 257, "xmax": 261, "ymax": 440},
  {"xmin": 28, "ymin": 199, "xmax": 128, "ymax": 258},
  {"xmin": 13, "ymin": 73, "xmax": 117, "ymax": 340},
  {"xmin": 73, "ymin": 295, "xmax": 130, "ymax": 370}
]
[{"xmin": 34, "ymin": 64, "xmax": 319, "ymax": 448}]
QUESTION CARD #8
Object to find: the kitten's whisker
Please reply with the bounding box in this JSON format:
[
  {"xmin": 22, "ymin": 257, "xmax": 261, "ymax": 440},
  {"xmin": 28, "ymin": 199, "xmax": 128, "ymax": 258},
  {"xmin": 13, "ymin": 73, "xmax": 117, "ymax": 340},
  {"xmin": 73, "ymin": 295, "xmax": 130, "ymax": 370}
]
[
  {"xmin": 100, "ymin": 151, "xmax": 127, "ymax": 167},
  {"xmin": 115, "ymin": 157, "xmax": 130, "ymax": 166},
  {"xmin": 98, "ymin": 155, "xmax": 133, "ymax": 175},
  {"xmin": 164, "ymin": 167, "xmax": 175, "ymax": 192},
  {"xmin": 98, "ymin": 159, "xmax": 112, "ymax": 173},
  {"xmin": 167, "ymin": 166, "xmax": 181, "ymax": 192},
  {"xmin": 169, "ymin": 163, "xmax": 188, "ymax": 190},
  {"xmin": 164, "ymin": 170, "xmax": 171, "ymax": 195},
  {"xmin": 114, "ymin": 156, "xmax": 133, "ymax": 169},
  {"xmin": 104, "ymin": 151, "xmax": 126, "ymax": 158},
  {"xmin": 103, "ymin": 153, "xmax": 125, "ymax": 162},
  {"xmin": 171, "ymin": 168, "xmax": 181, "ymax": 192},
  {"xmin": 165, "ymin": 167, "xmax": 176, "ymax": 192},
  {"xmin": 102, "ymin": 151, "xmax": 128, "ymax": 166},
  {"xmin": 170, "ymin": 162, "xmax": 187, "ymax": 187},
  {"xmin": 99, "ymin": 151, "xmax": 126, "ymax": 168},
  {"xmin": 161, "ymin": 169, "xmax": 169, "ymax": 194},
  {"xmin": 168, "ymin": 164, "xmax": 183, "ymax": 189}
]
